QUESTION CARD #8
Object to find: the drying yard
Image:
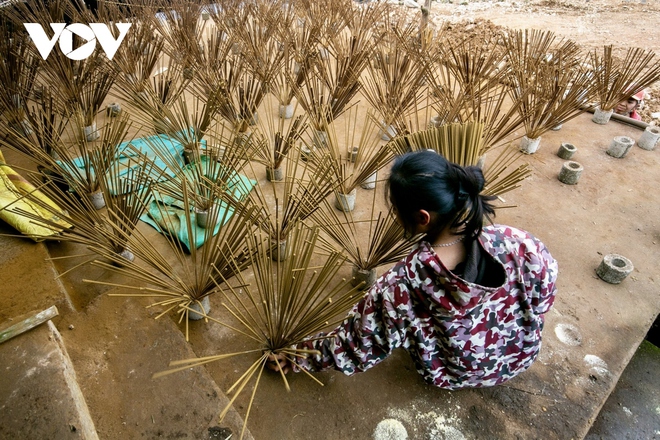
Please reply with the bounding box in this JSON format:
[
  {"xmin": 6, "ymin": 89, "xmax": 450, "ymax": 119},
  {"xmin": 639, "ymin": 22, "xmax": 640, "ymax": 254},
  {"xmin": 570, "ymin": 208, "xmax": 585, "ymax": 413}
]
[{"xmin": 1, "ymin": 1, "xmax": 659, "ymax": 439}]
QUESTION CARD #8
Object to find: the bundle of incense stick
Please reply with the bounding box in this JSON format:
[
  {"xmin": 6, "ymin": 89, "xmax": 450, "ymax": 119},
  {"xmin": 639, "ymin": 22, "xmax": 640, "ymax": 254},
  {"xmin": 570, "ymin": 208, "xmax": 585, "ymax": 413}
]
[
  {"xmin": 590, "ymin": 45, "xmax": 660, "ymax": 112},
  {"xmin": 1, "ymin": 88, "xmax": 69, "ymax": 164},
  {"xmin": 271, "ymin": 17, "xmax": 320, "ymax": 108},
  {"xmin": 245, "ymin": 142, "xmax": 336, "ymax": 243},
  {"xmin": 146, "ymin": 0, "xmax": 208, "ymax": 72},
  {"xmin": 234, "ymin": 2, "xmax": 286, "ymax": 91},
  {"xmin": 361, "ymin": 27, "xmax": 429, "ymax": 135},
  {"xmin": 388, "ymin": 121, "xmax": 531, "ymax": 198},
  {"xmin": 0, "ymin": 30, "xmax": 40, "ymax": 132},
  {"xmin": 88, "ymin": 174, "xmax": 262, "ymax": 341},
  {"xmin": 251, "ymin": 105, "xmax": 308, "ymax": 170},
  {"xmin": 152, "ymin": 222, "xmax": 364, "ymax": 440},
  {"xmin": 313, "ymin": 189, "xmax": 416, "ymax": 273},
  {"xmin": 426, "ymin": 33, "xmax": 527, "ymax": 148},
  {"xmin": 502, "ymin": 29, "xmax": 597, "ymax": 139},
  {"xmin": 112, "ymin": 17, "xmax": 165, "ymax": 90},
  {"xmin": 1, "ymin": 138, "xmax": 163, "ymax": 274}
]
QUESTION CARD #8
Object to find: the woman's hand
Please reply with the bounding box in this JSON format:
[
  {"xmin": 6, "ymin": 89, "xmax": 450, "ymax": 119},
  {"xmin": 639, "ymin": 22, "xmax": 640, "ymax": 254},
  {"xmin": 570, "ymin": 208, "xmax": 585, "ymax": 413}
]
[{"xmin": 266, "ymin": 352, "xmax": 292, "ymax": 374}]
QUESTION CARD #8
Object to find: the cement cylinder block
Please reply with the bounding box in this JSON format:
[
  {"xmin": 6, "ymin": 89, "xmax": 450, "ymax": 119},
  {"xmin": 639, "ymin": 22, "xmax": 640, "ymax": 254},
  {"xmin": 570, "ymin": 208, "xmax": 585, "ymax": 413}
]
[
  {"xmin": 32, "ymin": 85, "xmax": 44, "ymax": 100},
  {"xmin": 195, "ymin": 207, "xmax": 209, "ymax": 229},
  {"xmin": 249, "ymin": 111, "xmax": 258, "ymax": 126},
  {"xmin": 379, "ymin": 124, "xmax": 397, "ymax": 141},
  {"xmin": 269, "ymin": 239, "xmax": 288, "ymax": 262},
  {"xmin": 429, "ymin": 115, "xmax": 443, "ymax": 128},
  {"xmin": 300, "ymin": 144, "xmax": 313, "ymax": 162},
  {"xmin": 557, "ymin": 142, "xmax": 577, "ymax": 160},
  {"xmin": 637, "ymin": 126, "xmax": 660, "ymax": 151},
  {"xmin": 607, "ymin": 136, "xmax": 635, "ymax": 158},
  {"xmin": 188, "ymin": 296, "xmax": 211, "ymax": 320},
  {"xmin": 558, "ymin": 161, "xmax": 583, "ymax": 185},
  {"xmin": 278, "ymin": 103, "xmax": 294, "ymax": 119},
  {"xmin": 520, "ymin": 135, "xmax": 541, "ymax": 154},
  {"xmin": 266, "ymin": 166, "xmax": 284, "ymax": 182},
  {"xmin": 551, "ymin": 123, "xmax": 563, "ymax": 131},
  {"xmin": 11, "ymin": 119, "xmax": 33, "ymax": 136},
  {"xmin": 183, "ymin": 148, "xmax": 196, "ymax": 165},
  {"xmin": 351, "ymin": 266, "xmax": 377, "ymax": 289},
  {"xmin": 334, "ymin": 189, "xmax": 357, "ymax": 212},
  {"xmin": 88, "ymin": 190, "xmax": 105, "ymax": 210},
  {"xmin": 476, "ymin": 155, "xmax": 486, "ymax": 169},
  {"xmin": 84, "ymin": 122, "xmax": 100, "ymax": 141},
  {"xmin": 592, "ymin": 107, "xmax": 614, "ymax": 125},
  {"xmin": 118, "ymin": 248, "xmax": 134, "ymax": 263},
  {"xmin": 154, "ymin": 116, "xmax": 172, "ymax": 134},
  {"xmin": 312, "ymin": 130, "xmax": 328, "ymax": 149},
  {"xmin": 112, "ymin": 248, "xmax": 135, "ymax": 267},
  {"xmin": 360, "ymin": 171, "xmax": 377, "ymax": 190},
  {"xmin": 349, "ymin": 146, "xmax": 359, "ymax": 163},
  {"xmin": 596, "ymin": 254, "xmax": 634, "ymax": 284},
  {"xmin": 106, "ymin": 102, "xmax": 122, "ymax": 117}
]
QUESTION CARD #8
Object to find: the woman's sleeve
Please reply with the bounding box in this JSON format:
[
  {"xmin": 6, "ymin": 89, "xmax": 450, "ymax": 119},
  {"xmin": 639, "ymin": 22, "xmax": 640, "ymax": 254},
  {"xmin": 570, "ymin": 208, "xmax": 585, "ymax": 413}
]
[
  {"xmin": 292, "ymin": 277, "xmax": 409, "ymax": 375},
  {"xmin": 525, "ymin": 238, "xmax": 558, "ymax": 315}
]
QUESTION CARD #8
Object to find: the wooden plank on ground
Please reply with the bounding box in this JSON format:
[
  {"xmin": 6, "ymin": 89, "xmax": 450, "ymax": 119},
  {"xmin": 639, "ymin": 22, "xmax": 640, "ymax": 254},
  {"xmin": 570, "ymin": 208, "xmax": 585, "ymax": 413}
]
[{"xmin": 0, "ymin": 305, "xmax": 59, "ymax": 344}]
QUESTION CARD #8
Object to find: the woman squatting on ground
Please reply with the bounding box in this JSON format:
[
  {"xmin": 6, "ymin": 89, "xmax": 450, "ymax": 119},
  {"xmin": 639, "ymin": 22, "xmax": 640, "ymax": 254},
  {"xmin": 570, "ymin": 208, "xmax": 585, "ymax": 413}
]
[{"xmin": 269, "ymin": 150, "xmax": 558, "ymax": 390}]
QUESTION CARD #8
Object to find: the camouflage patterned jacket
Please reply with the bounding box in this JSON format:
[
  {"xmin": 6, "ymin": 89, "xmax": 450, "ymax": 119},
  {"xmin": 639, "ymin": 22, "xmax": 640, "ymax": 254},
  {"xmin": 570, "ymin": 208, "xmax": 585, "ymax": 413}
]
[{"xmin": 293, "ymin": 224, "xmax": 558, "ymax": 389}]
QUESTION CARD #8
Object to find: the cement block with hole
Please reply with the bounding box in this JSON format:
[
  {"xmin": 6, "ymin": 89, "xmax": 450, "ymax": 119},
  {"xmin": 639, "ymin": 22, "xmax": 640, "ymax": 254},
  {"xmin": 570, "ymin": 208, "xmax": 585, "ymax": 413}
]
[
  {"xmin": 558, "ymin": 161, "xmax": 583, "ymax": 185},
  {"xmin": 596, "ymin": 254, "xmax": 634, "ymax": 284}
]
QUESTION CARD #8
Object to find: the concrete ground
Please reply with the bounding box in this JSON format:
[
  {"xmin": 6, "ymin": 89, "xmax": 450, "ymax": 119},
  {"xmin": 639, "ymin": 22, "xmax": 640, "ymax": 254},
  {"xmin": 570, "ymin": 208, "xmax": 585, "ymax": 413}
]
[
  {"xmin": 1, "ymin": 109, "xmax": 659, "ymax": 440},
  {"xmin": 2, "ymin": 2, "xmax": 660, "ymax": 438},
  {"xmin": 586, "ymin": 339, "xmax": 660, "ymax": 440}
]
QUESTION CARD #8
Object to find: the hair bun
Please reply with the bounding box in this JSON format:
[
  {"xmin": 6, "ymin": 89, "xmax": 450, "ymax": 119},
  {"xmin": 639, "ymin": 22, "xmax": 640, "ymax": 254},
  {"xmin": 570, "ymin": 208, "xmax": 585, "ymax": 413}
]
[{"xmin": 462, "ymin": 165, "xmax": 486, "ymax": 195}]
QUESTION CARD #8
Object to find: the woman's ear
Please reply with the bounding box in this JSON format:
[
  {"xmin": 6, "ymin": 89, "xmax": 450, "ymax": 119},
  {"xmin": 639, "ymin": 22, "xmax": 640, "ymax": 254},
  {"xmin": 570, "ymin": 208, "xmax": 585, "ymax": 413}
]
[{"xmin": 415, "ymin": 209, "xmax": 432, "ymax": 227}]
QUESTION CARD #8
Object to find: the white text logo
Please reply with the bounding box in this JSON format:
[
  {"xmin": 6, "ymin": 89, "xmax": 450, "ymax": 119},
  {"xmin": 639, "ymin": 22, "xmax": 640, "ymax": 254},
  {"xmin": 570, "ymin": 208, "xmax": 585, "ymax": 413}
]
[{"xmin": 24, "ymin": 23, "xmax": 132, "ymax": 60}]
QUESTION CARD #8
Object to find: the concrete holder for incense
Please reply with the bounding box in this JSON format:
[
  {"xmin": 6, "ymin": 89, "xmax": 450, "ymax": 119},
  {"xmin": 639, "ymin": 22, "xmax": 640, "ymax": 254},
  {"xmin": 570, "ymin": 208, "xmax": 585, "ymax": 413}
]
[
  {"xmin": 520, "ymin": 135, "xmax": 541, "ymax": 154},
  {"xmin": 112, "ymin": 248, "xmax": 135, "ymax": 267},
  {"xmin": 592, "ymin": 107, "xmax": 614, "ymax": 125},
  {"xmin": 278, "ymin": 103, "xmax": 294, "ymax": 119},
  {"xmin": 84, "ymin": 122, "xmax": 100, "ymax": 141},
  {"xmin": 269, "ymin": 239, "xmax": 288, "ymax": 262},
  {"xmin": 195, "ymin": 207, "xmax": 214, "ymax": 229},
  {"xmin": 188, "ymin": 296, "xmax": 211, "ymax": 321},
  {"xmin": 557, "ymin": 142, "xmax": 577, "ymax": 160},
  {"xmin": 558, "ymin": 161, "xmax": 583, "ymax": 185},
  {"xmin": 335, "ymin": 189, "xmax": 357, "ymax": 212},
  {"xmin": 607, "ymin": 136, "xmax": 635, "ymax": 158},
  {"xmin": 351, "ymin": 266, "xmax": 377, "ymax": 289},
  {"xmin": 637, "ymin": 126, "xmax": 660, "ymax": 151},
  {"xmin": 88, "ymin": 190, "xmax": 106, "ymax": 210},
  {"xmin": 300, "ymin": 145, "xmax": 314, "ymax": 161},
  {"xmin": 379, "ymin": 124, "xmax": 397, "ymax": 141},
  {"xmin": 266, "ymin": 166, "xmax": 284, "ymax": 182},
  {"xmin": 106, "ymin": 103, "xmax": 122, "ymax": 117},
  {"xmin": 360, "ymin": 171, "xmax": 377, "ymax": 190},
  {"xmin": 596, "ymin": 254, "xmax": 634, "ymax": 284},
  {"xmin": 312, "ymin": 130, "xmax": 328, "ymax": 149}
]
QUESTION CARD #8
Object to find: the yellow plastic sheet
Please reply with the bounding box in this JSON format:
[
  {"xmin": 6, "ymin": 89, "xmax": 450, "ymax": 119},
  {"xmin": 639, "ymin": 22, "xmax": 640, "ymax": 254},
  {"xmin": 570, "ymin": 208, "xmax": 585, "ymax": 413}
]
[{"xmin": 0, "ymin": 150, "xmax": 70, "ymax": 240}]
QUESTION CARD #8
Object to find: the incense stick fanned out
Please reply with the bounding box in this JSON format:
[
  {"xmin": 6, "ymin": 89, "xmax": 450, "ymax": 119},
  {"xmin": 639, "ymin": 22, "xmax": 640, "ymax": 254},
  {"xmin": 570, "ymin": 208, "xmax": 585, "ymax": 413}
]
[
  {"xmin": 387, "ymin": 122, "xmax": 531, "ymax": 198},
  {"xmin": 362, "ymin": 32, "xmax": 429, "ymax": 136},
  {"xmin": 502, "ymin": 30, "xmax": 596, "ymax": 139},
  {"xmin": 154, "ymin": 222, "xmax": 364, "ymax": 440},
  {"xmin": 589, "ymin": 45, "xmax": 660, "ymax": 112}
]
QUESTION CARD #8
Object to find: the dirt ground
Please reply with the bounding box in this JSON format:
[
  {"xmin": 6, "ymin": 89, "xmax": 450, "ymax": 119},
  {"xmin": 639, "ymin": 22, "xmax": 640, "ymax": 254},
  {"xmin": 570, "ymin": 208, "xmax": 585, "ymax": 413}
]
[{"xmin": 3, "ymin": 1, "xmax": 660, "ymax": 439}]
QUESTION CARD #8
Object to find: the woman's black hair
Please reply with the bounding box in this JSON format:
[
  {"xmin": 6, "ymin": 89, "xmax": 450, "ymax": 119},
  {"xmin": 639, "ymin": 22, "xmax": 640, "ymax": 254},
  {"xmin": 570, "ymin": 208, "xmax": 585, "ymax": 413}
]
[{"xmin": 387, "ymin": 150, "xmax": 496, "ymax": 240}]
